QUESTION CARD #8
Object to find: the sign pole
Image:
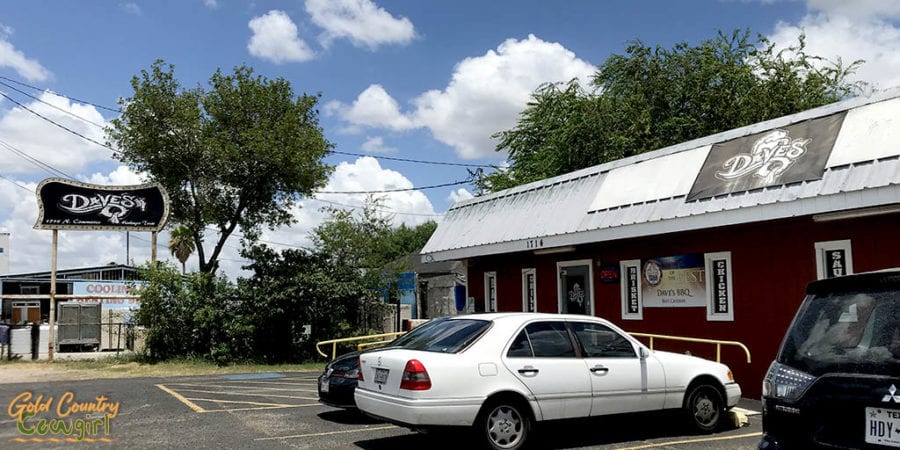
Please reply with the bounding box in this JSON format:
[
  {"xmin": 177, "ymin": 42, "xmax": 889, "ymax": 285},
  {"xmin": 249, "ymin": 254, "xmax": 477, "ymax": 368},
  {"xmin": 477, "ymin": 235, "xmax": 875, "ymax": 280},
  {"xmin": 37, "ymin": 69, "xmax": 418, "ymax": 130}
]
[
  {"xmin": 151, "ymin": 231, "xmax": 157, "ymax": 263},
  {"xmin": 49, "ymin": 229, "xmax": 57, "ymax": 361}
]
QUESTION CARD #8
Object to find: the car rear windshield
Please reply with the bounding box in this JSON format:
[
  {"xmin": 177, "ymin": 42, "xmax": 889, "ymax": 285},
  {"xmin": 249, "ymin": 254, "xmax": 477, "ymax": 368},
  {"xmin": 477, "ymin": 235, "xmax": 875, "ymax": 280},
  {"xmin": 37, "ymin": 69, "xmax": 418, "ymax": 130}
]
[
  {"xmin": 780, "ymin": 288, "xmax": 900, "ymax": 376},
  {"xmin": 387, "ymin": 318, "xmax": 490, "ymax": 354}
]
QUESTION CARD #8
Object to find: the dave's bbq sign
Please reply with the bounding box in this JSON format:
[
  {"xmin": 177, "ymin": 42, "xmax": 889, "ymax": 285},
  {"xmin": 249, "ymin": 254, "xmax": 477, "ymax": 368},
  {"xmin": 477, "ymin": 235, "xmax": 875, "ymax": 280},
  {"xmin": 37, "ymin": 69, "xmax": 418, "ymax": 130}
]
[{"xmin": 35, "ymin": 178, "xmax": 169, "ymax": 231}]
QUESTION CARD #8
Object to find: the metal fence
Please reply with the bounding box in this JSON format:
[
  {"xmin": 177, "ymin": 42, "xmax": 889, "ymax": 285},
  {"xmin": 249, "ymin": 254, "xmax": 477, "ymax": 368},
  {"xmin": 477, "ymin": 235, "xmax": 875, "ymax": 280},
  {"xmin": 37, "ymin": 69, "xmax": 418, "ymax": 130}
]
[{"xmin": 0, "ymin": 322, "xmax": 137, "ymax": 360}]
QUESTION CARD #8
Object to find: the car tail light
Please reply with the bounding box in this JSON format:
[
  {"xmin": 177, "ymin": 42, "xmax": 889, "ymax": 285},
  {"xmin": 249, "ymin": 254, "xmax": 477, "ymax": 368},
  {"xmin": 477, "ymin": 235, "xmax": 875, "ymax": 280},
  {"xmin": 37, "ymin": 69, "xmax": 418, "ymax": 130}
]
[
  {"xmin": 332, "ymin": 369, "xmax": 359, "ymax": 379},
  {"xmin": 399, "ymin": 359, "xmax": 431, "ymax": 390},
  {"xmin": 357, "ymin": 357, "xmax": 364, "ymax": 381}
]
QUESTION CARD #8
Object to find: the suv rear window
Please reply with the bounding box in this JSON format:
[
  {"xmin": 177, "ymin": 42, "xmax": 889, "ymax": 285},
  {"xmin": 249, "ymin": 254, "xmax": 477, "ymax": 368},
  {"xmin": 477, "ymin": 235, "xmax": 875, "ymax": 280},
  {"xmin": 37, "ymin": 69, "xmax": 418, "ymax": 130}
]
[
  {"xmin": 389, "ymin": 318, "xmax": 490, "ymax": 353},
  {"xmin": 780, "ymin": 288, "xmax": 900, "ymax": 376}
]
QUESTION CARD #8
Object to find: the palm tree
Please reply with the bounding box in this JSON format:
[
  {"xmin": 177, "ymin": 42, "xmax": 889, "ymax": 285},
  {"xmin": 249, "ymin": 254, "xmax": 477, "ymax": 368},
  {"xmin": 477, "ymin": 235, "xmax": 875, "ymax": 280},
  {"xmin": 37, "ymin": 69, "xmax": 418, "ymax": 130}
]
[{"xmin": 168, "ymin": 225, "xmax": 196, "ymax": 274}]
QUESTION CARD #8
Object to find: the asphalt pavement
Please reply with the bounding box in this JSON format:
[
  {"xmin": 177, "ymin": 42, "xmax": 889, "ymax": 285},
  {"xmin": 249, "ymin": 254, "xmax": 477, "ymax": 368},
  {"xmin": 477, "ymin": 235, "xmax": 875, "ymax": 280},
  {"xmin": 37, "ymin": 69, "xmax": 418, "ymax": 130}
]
[{"xmin": 0, "ymin": 371, "xmax": 763, "ymax": 449}]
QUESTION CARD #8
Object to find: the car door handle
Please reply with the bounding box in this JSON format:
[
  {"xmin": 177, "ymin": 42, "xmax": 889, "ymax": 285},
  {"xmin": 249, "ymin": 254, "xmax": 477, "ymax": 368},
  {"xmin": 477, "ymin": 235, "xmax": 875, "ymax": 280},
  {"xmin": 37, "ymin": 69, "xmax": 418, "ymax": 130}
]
[
  {"xmin": 590, "ymin": 365, "xmax": 609, "ymax": 373},
  {"xmin": 518, "ymin": 366, "xmax": 539, "ymax": 375}
]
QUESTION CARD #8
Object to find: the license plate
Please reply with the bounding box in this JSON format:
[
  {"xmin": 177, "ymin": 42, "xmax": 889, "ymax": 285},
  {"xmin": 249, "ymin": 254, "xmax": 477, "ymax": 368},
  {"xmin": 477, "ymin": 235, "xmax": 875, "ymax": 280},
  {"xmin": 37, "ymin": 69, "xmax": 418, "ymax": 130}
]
[
  {"xmin": 866, "ymin": 407, "xmax": 900, "ymax": 447},
  {"xmin": 320, "ymin": 377, "xmax": 329, "ymax": 394},
  {"xmin": 374, "ymin": 368, "xmax": 389, "ymax": 384}
]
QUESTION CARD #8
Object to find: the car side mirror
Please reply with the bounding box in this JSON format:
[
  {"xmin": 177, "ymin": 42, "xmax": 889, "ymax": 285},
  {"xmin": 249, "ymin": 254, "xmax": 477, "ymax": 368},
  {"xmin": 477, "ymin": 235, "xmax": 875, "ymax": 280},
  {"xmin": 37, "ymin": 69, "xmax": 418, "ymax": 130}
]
[{"xmin": 639, "ymin": 347, "xmax": 651, "ymax": 360}]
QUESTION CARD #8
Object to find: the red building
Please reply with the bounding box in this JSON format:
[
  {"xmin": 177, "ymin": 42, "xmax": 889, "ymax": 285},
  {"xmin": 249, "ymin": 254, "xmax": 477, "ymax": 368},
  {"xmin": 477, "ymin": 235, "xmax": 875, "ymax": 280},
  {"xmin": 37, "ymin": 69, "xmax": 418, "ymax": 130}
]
[{"xmin": 421, "ymin": 89, "xmax": 900, "ymax": 399}]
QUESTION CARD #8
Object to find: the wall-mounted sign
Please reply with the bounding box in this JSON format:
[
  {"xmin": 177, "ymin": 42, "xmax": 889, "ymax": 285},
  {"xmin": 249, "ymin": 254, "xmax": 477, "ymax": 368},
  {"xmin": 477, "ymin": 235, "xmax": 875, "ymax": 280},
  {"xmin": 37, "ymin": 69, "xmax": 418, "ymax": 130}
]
[
  {"xmin": 71, "ymin": 281, "xmax": 143, "ymax": 310},
  {"xmin": 687, "ymin": 112, "xmax": 846, "ymax": 201},
  {"xmin": 705, "ymin": 252, "xmax": 734, "ymax": 322},
  {"xmin": 641, "ymin": 254, "xmax": 706, "ymax": 308},
  {"xmin": 35, "ymin": 178, "xmax": 169, "ymax": 231},
  {"xmin": 620, "ymin": 260, "xmax": 642, "ymax": 320}
]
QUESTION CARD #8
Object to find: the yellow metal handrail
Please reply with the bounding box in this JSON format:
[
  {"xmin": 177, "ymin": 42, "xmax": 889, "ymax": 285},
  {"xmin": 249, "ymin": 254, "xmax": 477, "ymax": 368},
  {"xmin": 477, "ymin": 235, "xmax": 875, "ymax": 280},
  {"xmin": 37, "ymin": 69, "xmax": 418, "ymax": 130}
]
[
  {"xmin": 316, "ymin": 332, "xmax": 406, "ymax": 360},
  {"xmin": 629, "ymin": 332, "xmax": 751, "ymax": 363}
]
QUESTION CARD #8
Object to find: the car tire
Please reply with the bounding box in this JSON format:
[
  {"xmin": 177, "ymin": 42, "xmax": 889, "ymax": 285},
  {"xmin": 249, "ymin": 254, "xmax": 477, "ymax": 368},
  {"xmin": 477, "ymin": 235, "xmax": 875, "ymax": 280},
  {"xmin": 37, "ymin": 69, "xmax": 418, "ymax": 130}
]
[
  {"xmin": 476, "ymin": 398, "xmax": 531, "ymax": 450},
  {"xmin": 684, "ymin": 383, "xmax": 724, "ymax": 433}
]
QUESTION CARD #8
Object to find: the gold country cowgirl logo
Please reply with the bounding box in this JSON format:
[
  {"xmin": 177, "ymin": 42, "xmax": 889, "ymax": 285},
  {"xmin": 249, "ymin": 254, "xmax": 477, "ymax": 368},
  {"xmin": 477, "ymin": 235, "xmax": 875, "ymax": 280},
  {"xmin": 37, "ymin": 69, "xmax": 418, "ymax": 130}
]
[{"xmin": 7, "ymin": 391, "xmax": 120, "ymax": 443}]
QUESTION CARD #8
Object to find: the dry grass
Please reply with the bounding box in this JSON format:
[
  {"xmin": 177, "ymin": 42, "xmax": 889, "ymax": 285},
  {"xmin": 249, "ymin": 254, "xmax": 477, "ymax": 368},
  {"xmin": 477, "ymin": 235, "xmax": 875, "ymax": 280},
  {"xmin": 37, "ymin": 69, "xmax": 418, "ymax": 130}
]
[{"xmin": 0, "ymin": 355, "xmax": 324, "ymax": 384}]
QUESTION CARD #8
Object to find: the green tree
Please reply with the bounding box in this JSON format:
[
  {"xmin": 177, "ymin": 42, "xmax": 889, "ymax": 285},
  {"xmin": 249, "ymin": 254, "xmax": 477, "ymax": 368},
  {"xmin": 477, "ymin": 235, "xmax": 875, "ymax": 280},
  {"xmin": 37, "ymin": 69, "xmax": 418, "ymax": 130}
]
[
  {"xmin": 484, "ymin": 30, "xmax": 866, "ymax": 191},
  {"xmin": 168, "ymin": 225, "xmax": 196, "ymax": 274},
  {"xmin": 108, "ymin": 60, "xmax": 333, "ymax": 274},
  {"xmin": 311, "ymin": 197, "xmax": 437, "ymax": 277}
]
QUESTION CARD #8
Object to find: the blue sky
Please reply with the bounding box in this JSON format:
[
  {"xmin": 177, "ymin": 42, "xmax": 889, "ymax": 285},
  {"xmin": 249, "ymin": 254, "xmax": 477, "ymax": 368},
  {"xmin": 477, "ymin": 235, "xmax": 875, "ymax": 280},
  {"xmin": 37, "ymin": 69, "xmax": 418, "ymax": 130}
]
[{"xmin": 1, "ymin": 0, "xmax": 899, "ymax": 277}]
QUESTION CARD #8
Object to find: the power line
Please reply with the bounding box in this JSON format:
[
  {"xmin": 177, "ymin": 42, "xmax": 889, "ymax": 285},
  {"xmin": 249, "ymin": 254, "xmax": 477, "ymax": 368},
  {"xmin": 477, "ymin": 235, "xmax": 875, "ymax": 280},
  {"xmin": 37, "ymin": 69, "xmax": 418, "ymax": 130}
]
[
  {"xmin": 0, "ymin": 138, "xmax": 75, "ymax": 179},
  {"xmin": 0, "ymin": 79, "xmax": 107, "ymax": 128},
  {"xmin": 330, "ymin": 150, "xmax": 493, "ymax": 169},
  {"xmin": 0, "ymin": 75, "xmax": 121, "ymax": 114},
  {"xmin": 308, "ymin": 198, "xmax": 444, "ymax": 217},
  {"xmin": 0, "ymin": 90, "xmax": 119, "ymax": 155},
  {"xmin": 0, "ymin": 174, "xmax": 33, "ymax": 193},
  {"xmin": 0, "ymin": 75, "xmax": 499, "ymax": 171},
  {"xmin": 317, "ymin": 179, "xmax": 470, "ymax": 194}
]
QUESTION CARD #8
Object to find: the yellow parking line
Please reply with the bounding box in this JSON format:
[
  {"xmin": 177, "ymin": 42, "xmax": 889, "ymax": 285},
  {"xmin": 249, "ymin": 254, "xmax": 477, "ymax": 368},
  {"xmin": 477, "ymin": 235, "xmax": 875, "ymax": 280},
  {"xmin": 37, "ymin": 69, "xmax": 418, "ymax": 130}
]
[
  {"xmin": 215, "ymin": 379, "xmax": 315, "ymax": 386},
  {"xmin": 186, "ymin": 397, "xmax": 297, "ymax": 407},
  {"xmin": 200, "ymin": 403, "xmax": 322, "ymax": 413},
  {"xmin": 166, "ymin": 382, "xmax": 311, "ymax": 392},
  {"xmin": 617, "ymin": 432, "xmax": 763, "ymax": 449},
  {"xmin": 156, "ymin": 384, "xmax": 206, "ymax": 413},
  {"xmin": 255, "ymin": 425, "xmax": 399, "ymax": 441},
  {"xmin": 171, "ymin": 388, "xmax": 316, "ymax": 400}
]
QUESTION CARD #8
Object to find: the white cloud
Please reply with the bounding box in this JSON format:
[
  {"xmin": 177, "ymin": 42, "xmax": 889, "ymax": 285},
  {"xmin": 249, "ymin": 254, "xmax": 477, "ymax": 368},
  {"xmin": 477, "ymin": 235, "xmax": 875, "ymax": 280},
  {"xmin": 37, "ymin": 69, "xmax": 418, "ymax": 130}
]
[
  {"xmin": 248, "ymin": 10, "xmax": 315, "ymax": 64},
  {"xmin": 85, "ymin": 165, "xmax": 145, "ymax": 186},
  {"xmin": 448, "ymin": 188, "xmax": 473, "ymax": 204},
  {"xmin": 328, "ymin": 35, "xmax": 595, "ymax": 159},
  {"xmin": 0, "ymin": 92, "xmax": 114, "ymax": 175},
  {"xmin": 203, "ymin": 0, "xmax": 219, "ymax": 9},
  {"xmin": 412, "ymin": 34, "xmax": 595, "ymax": 159},
  {"xmin": 305, "ymin": 0, "xmax": 415, "ymax": 49},
  {"xmin": 0, "ymin": 34, "xmax": 51, "ymax": 82},
  {"xmin": 361, "ymin": 136, "xmax": 396, "ymax": 154},
  {"xmin": 261, "ymin": 156, "xmax": 437, "ymax": 261},
  {"xmin": 807, "ymin": 0, "xmax": 900, "ymax": 21},
  {"xmin": 326, "ymin": 84, "xmax": 415, "ymax": 131},
  {"xmin": 768, "ymin": 3, "xmax": 900, "ymax": 91},
  {"xmin": 120, "ymin": 3, "xmax": 141, "ymax": 15}
]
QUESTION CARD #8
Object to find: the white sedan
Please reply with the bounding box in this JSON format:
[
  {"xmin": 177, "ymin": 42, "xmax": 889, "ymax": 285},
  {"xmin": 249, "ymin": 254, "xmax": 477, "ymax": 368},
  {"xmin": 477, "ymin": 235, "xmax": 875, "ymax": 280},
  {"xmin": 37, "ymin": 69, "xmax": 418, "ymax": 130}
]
[{"xmin": 355, "ymin": 313, "xmax": 741, "ymax": 449}]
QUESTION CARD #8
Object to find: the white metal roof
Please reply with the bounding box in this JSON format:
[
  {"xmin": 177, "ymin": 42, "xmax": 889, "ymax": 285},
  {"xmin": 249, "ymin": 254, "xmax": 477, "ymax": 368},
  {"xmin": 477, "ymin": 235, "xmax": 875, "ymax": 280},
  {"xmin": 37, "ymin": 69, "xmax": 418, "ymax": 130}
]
[{"xmin": 422, "ymin": 88, "xmax": 900, "ymax": 262}]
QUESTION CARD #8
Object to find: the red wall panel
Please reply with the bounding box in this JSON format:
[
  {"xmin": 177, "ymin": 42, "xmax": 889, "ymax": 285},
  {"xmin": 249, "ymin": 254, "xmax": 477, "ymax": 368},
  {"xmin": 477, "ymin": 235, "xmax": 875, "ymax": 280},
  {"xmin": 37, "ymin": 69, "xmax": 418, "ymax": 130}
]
[{"xmin": 461, "ymin": 212, "xmax": 900, "ymax": 399}]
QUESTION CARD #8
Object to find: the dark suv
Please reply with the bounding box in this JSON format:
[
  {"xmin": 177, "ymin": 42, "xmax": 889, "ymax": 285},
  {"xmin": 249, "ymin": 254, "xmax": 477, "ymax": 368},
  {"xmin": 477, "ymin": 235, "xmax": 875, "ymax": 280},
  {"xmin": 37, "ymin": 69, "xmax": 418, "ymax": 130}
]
[{"xmin": 760, "ymin": 269, "xmax": 900, "ymax": 449}]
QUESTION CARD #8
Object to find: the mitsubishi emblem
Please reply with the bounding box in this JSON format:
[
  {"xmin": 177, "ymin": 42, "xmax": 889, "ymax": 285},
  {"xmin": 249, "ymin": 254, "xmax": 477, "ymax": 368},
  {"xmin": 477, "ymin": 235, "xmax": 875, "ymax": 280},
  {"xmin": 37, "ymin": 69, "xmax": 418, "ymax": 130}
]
[{"xmin": 883, "ymin": 385, "xmax": 900, "ymax": 403}]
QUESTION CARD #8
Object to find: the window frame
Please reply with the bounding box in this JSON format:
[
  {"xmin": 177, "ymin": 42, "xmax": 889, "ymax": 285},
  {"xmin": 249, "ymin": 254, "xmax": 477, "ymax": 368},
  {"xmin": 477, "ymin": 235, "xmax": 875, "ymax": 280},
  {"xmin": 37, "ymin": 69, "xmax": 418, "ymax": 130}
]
[{"xmin": 521, "ymin": 268, "xmax": 537, "ymax": 313}]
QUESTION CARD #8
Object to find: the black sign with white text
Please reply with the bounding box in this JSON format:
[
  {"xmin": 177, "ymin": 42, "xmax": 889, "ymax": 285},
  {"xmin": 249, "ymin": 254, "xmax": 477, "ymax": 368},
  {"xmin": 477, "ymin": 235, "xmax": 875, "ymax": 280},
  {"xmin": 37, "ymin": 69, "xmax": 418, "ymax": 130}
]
[
  {"xmin": 688, "ymin": 112, "xmax": 846, "ymax": 201},
  {"xmin": 713, "ymin": 259, "xmax": 730, "ymax": 314},
  {"xmin": 825, "ymin": 249, "xmax": 847, "ymax": 278},
  {"xmin": 35, "ymin": 178, "xmax": 169, "ymax": 231},
  {"xmin": 627, "ymin": 266, "xmax": 640, "ymax": 314}
]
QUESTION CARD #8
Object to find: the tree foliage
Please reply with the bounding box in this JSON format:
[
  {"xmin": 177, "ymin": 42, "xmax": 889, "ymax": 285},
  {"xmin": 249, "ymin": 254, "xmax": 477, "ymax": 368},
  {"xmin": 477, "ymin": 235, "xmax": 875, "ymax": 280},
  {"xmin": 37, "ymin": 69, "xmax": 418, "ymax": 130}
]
[
  {"xmin": 483, "ymin": 30, "xmax": 866, "ymax": 191},
  {"xmin": 133, "ymin": 200, "xmax": 437, "ymax": 364},
  {"xmin": 168, "ymin": 225, "xmax": 195, "ymax": 274},
  {"xmin": 311, "ymin": 197, "xmax": 437, "ymax": 277},
  {"xmin": 108, "ymin": 60, "xmax": 333, "ymax": 273}
]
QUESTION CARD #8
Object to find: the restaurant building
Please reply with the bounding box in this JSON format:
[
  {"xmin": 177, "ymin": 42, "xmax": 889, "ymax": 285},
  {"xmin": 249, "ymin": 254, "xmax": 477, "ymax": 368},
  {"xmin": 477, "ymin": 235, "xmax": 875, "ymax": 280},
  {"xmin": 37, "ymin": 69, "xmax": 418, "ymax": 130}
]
[{"xmin": 421, "ymin": 88, "xmax": 900, "ymax": 398}]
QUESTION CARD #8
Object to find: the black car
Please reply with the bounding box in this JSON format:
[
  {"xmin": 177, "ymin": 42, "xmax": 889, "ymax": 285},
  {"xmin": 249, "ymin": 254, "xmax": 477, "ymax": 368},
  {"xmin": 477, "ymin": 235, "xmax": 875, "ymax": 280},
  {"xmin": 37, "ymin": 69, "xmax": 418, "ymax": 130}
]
[
  {"xmin": 318, "ymin": 351, "xmax": 361, "ymax": 409},
  {"xmin": 759, "ymin": 269, "xmax": 900, "ymax": 449}
]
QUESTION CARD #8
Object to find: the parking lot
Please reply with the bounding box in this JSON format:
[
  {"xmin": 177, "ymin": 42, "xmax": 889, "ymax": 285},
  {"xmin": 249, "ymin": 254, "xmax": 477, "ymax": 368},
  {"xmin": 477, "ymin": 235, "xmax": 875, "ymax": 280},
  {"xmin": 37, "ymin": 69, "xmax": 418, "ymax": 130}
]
[{"xmin": 1, "ymin": 371, "xmax": 763, "ymax": 449}]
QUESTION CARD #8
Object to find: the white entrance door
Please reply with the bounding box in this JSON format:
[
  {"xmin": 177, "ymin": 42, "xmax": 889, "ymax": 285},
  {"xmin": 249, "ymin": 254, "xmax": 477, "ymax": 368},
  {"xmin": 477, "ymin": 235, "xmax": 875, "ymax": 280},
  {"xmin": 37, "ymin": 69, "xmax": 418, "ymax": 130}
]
[{"xmin": 558, "ymin": 260, "xmax": 593, "ymax": 315}]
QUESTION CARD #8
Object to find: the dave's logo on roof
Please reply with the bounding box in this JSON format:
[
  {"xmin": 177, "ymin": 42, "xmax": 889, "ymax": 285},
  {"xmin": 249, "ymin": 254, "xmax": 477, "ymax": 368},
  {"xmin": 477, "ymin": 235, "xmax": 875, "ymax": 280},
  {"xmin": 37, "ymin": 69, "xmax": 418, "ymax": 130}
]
[
  {"xmin": 715, "ymin": 129, "xmax": 811, "ymax": 184},
  {"xmin": 686, "ymin": 111, "xmax": 846, "ymax": 202}
]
